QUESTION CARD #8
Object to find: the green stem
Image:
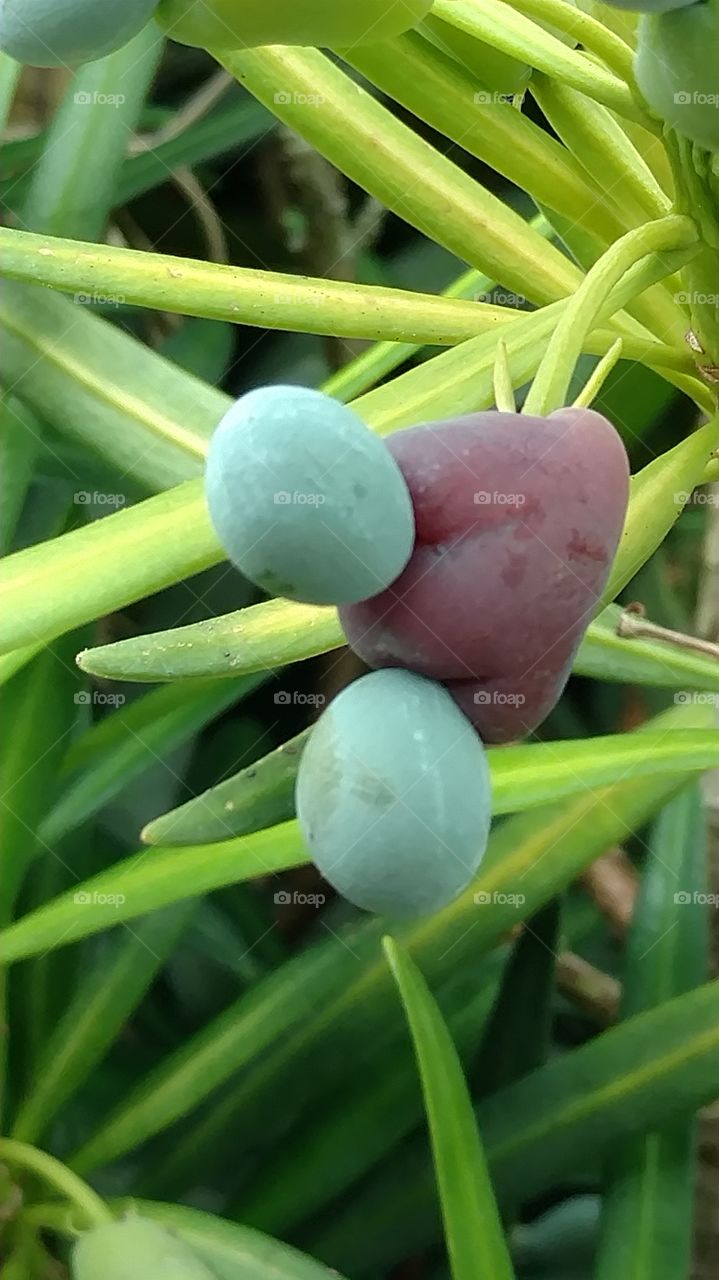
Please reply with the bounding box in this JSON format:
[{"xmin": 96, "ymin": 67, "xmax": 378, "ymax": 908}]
[
  {"xmin": 0, "ymin": 1140, "xmax": 111, "ymax": 1229},
  {"xmin": 524, "ymin": 215, "xmax": 699, "ymax": 416},
  {"xmin": 431, "ymin": 0, "xmax": 654, "ymax": 127},
  {"xmin": 666, "ymin": 130, "xmax": 719, "ymax": 368},
  {"xmin": 506, "ymin": 0, "xmax": 636, "ymax": 86}
]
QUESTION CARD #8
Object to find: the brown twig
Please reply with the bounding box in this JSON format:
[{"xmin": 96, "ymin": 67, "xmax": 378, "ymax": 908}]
[
  {"xmin": 579, "ymin": 848, "xmax": 639, "ymax": 937},
  {"xmin": 556, "ymin": 953, "xmax": 620, "ymax": 1026},
  {"xmin": 617, "ymin": 602, "xmax": 719, "ymax": 662}
]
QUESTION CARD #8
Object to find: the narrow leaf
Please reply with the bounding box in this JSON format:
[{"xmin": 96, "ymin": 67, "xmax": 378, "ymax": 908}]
[{"xmin": 383, "ymin": 936, "xmax": 514, "ymax": 1280}]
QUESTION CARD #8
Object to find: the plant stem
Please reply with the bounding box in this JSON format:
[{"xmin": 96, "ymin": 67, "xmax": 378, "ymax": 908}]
[
  {"xmin": 0, "ymin": 1141, "xmax": 111, "ymax": 1230},
  {"xmin": 573, "ymin": 339, "xmax": 623, "ymax": 409},
  {"xmin": 617, "ymin": 605, "xmax": 719, "ymax": 662},
  {"xmin": 493, "ymin": 339, "xmax": 516, "ymax": 412},
  {"xmin": 523, "ymin": 215, "xmax": 699, "ymax": 416}
]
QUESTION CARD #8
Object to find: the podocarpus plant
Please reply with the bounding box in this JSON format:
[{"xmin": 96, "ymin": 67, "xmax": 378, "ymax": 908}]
[{"xmin": 3, "ymin": 1, "xmax": 719, "ymax": 1277}]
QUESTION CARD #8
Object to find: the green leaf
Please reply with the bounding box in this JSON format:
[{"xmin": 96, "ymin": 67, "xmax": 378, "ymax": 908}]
[
  {"xmin": 310, "ymin": 978, "xmax": 719, "ymax": 1274},
  {"xmin": 0, "ymin": 481, "xmax": 221, "ymax": 656},
  {"xmin": 139, "ymin": 726, "xmax": 719, "ymax": 850},
  {"xmin": 141, "ymin": 728, "xmax": 310, "ymax": 846},
  {"xmin": 218, "ymin": 44, "xmax": 582, "ymax": 306},
  {"xmin": 345, "ymin": 34, "xmax": 627, "ymax": 255},
  {"xmin": 0, "ymin": 822, "xmax": 305, "ymax": 968},
  {"xmin": 0, "ymin": 395, "xmax": 41, "ymax": 556},
  {"xmin": 39, "ymin": 673, "xmax": 266, "ymax": 846},
  {"xmin": 2, "ymin": 721, "xmax": 717, "ymax": 964},
  {"xmin": 0, "ymin": 225, "xmax": 567, "ymax": 347},
  {"xmin": 607, "ymin": 417, "xmax": 719, "ymax": 600},
  {"xmin": 382, "ymin": 937, "xmax": 515, "ymax": 1280},
  {"xmin": 11, "ymin": 903, "xmax": 194, "ymax": 1146},
  {"xmin": 593, "ymin": 786, "xmax": 708, "ymax": 1280},
  {"xmin": 60, "ymin": 702, "xmax": 714, "ymax": 1176},
  {"xmin": 21, "ymin": 25, "xmax": 163, "ymax": 239},
  {"xmin": 474, "ymin": 900, "xmax": 560, "ymax": 1097},
  {"xmin": 431, "ymin": 0, "xmax": 649, "ymax": 124}
]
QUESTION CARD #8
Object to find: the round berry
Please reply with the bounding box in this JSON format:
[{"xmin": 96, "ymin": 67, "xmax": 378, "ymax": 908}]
[
  {"xmin": 0, "ymin": 0, "xmax": 158, "ymax": 67},
  {"xmin": 204, "ymin": 385, "xmax": 415, "ymax": 606},
  {"xmin": 635, "ymin": 5, "xmax": 719, "ymax": 149},
  {"xmin": 340, "ymin": 408, "xmax": 629, "ymax": 743},
  {"xmin": 296, "ymin": 668, "xmax": 492, "ymax": 918}
]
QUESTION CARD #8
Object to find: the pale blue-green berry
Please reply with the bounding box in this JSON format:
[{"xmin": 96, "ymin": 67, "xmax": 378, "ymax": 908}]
[
  {"xmin": 636, "ymin": 4, "xmax": 719, "ymax": 149},
  {"xmin": 205, "ymin": 385, "xmax": 415, "ymax": 606},
  {"xmin": 296, "ymin": 669, "xmax": 492, "ymax": 918},
  {"xmin": 0, "ymin": 0, "xmax": 158, "ymax": 67},
  {"xmin": 72, "ymin": 1218, "xmax": 216, "ymax": 1280}
]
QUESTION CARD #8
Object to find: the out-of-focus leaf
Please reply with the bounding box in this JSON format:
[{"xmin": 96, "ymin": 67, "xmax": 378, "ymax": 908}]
[
  {"xmin": 39, "ymin": 673, "xmax": 266, "ymax": 846},
  {"xmin": 59, "ymin": 702, "xmax": 714, "ymax": 1177},
  {"xmin": 12, "ymin": 903, "xmax": 194, "ymax": 1145},
  {"xmin": 594, "ymin": 786, "xmax": 708, "ymax": 1280}
]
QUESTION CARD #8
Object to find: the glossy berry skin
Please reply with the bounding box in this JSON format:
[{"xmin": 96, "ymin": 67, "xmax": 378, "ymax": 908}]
[
  {"xmin": 205, "ymin": 385, "xmax": 414, "ymax": 606},
  {"xmin": 636, "ymin": 4, "xmax": 719, "ymax": 149},
  {"xmin": 156, "ymin": 0, "xmax": 433, "ymax": 50},
  {"xmin": 72, "ymin": 1218, "xmax": 216, "ymax": 1280},
  {"xmin": 296, "ymin": 669, "xmax": 492, "ymax": 918},
  {"xmin": 340, "ymin": 409, "xmax": 629, "ymax": 743},
  {"xmin": 0, "ymin": 0, "xmax": 158, "ymax": 67}
]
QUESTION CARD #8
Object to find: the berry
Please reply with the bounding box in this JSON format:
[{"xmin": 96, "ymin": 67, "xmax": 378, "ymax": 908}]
[
  {"xmin": 635, "ymin": 4, "xmax": 719, "ymax": 149},
  {"xmin": 204, "ymin": 385, "xmax": 414, "ymax": 606},
  {"xmin": 0, "ymin": 0, "xmax": 158, "ymax": 67},
  {"xmin": 340, "ymin": 409, "xmax": 629, "ymax": 743},
  {"xmin": 156, "ymin": 0, "xmax": 433, "ymax": 50},
  {"xmin": 72, "ymin": 1218, "xmax": 215, "ymax": 1280},
  {"xmin": 296, "ymin": 669, "xmax": 491, "ymax": 918}
]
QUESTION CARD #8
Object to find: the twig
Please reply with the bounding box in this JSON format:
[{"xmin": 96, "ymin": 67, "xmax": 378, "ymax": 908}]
[
  {"xmin": 556, "ymin": 952, "xmax": 620, "ymax": 1026},
  {"xmin": 579, "ymin": 848, "xmax": 639, "ymax": 937},
  {"xmin": 617, "ymin": 602, "xmax": 719, "ymax": 662}
]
